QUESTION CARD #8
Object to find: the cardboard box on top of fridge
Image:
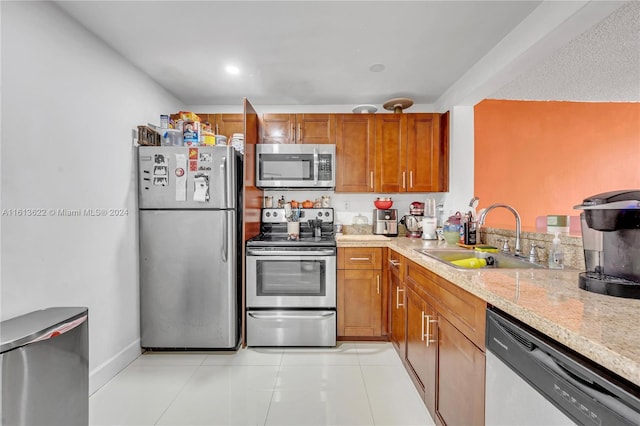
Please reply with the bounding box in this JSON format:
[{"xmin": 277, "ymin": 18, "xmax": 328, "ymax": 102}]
[
  {"xmin": 178, "ymin": 111, "xmax": 201, "ymax": 122},
  {"xmin": 183, "ymin": 121, "xmax": 201, "ymax": 146}
]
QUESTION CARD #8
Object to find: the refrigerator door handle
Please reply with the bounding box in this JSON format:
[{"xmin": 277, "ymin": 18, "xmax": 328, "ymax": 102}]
[
  {"xmin": 220, "ymin": 156, "xmax": 228, "ymax": 206},
  {"xmin": 222, "ymin": 212, "xmax": 228, "ymax": 263}
]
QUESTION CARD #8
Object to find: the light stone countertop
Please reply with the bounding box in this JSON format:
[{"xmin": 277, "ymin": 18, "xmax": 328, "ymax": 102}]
[{"xmin": 335, "ymin": 235, "xmax": 640, "ymax": 387}]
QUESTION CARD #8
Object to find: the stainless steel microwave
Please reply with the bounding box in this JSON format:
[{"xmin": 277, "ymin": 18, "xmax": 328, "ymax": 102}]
[{"xmin": 255, "ymin": 144, "xmax": 336, "ymax": 189}]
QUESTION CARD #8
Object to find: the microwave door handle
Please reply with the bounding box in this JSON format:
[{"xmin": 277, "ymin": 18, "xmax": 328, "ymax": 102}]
[{"xmin": 313, "ymin": 148, "xmax": 319, "ymax": 186}]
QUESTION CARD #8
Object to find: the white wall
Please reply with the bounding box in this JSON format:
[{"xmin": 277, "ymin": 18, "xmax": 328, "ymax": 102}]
[
  {"xmin": 1, "ymin": 2, "xmax": 182, "ymax": 393},
  {"xmin": 443, "ymin": 106, "xmax": 475, "ymax": 216}
]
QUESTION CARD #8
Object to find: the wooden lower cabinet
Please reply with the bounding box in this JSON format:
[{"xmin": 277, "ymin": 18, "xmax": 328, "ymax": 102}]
[
  {"xmin": 389, "ymin": 254, "xmax": 486, "ymax": 426},
  {"xmin": 436, "ymin": 315, "xmax": 485, "ymax": 426},
  {"xmin": 405, "ymin": 286, "xmax": 437, "ymax": 414},
  {"xmin": 337, "ymin": 248, "xmax": 383, "ymax": 338},
  {"xmin": 388, "ymin": 255, "xmax": 406, "ymax": 359},
  {"xmin": 337, "ymin": 269, "xmax": 381, "ymax": 336}
]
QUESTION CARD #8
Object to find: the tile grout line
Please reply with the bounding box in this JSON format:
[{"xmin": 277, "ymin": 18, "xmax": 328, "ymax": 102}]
[
  {"xmin": 355, "ymin": 342, "xmax": 380, "ymax": 426},
  {"xmin": 152, "ymin": 360, "xmax": 204, "ymax": 426},
  {"xmin": 261, "ymin": 348, "xmax": 285, "ymax": 426}
]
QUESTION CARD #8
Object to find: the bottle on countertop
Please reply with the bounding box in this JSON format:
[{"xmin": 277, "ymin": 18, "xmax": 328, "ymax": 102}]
[
  {"xmin": 464, "ymin": 217, "xmax": 477, "ymax": 245},
  {"xmin": 548, "ymin": 232, "xmax": 565, "ymax": 269}
]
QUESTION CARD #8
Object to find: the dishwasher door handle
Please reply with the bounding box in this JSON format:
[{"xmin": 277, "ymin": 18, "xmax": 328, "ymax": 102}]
[{"xmin": 531, "ymin": 348, "xmax": 640, "ymax": 423}]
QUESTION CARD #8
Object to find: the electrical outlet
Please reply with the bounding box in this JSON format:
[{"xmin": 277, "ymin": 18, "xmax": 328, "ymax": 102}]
[{"xmin": 344, "ymin": 201, "xmax": 351, "ymax": 211}]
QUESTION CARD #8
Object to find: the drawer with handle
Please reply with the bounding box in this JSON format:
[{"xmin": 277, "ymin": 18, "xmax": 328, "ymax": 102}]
[{"xmin": 338, "ymin": 247, "xmax": 382, "ymax": 269}]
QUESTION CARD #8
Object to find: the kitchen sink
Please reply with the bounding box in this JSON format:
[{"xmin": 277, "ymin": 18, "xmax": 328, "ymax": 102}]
[{"xmin": 414, "ymin": 249, "xmax": 547, "ymax": 269}]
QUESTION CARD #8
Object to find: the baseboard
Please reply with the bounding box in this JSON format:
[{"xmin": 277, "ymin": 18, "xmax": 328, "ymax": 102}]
[{"xmin": 89, "ymin": 339, "xmax": 141, "ymax": 395}]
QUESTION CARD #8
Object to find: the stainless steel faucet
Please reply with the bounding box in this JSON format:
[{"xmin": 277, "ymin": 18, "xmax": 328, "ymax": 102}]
[{"xmin": 477, "ymin": 204, "xmax": 522, "ymax": 255}]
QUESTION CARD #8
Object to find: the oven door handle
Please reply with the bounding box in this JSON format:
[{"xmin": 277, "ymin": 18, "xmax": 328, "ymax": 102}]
[
  {"xmin": 248, "ymin": 312, "xmax": 335, "ymax": 320},
  {"xmin": 247, "ymin": 249, "xmax": 336, "ymax": 256}
]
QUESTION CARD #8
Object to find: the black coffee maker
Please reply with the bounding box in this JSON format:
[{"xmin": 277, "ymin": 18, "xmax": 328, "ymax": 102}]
[{"xmin": 574, "ymin": 190, "xmax": 640, "ymax": 299}]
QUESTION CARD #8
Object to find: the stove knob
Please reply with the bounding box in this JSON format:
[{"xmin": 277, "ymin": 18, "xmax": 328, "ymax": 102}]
[
  {"xmin": 385, "ymin": 214, "xmax": 391, "ymax": 220},
  {"xmin": 265, "ymin": 212, "xmax": 271, "ymax": 217},
  {"xmin": 273, "ymin": 211, "xmax": 278, "ymax": 217},
  {"xmin": 325, "ymin": 212, "xmax": 330, "ymax": 217},
  {"xmin": 317, "ymin": 212, "xmax": 322, "ymax": 217}
]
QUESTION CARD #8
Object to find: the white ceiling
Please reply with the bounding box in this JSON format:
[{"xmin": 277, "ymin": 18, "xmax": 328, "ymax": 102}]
[
  {"xmin": 54, "ymin": 1, "xmax": 639, "ymax": 109},
  {"xmin": 492, "ymin": 1, "xmax": 640, "ymax": 102}
]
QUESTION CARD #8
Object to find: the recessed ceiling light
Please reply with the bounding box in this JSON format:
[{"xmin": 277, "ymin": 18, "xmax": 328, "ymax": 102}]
[
  {"xmin": 369, "ymin": 63, "xmax": 385, "ymax": 73},
  {"xmin": 225, "ymin": 65, "xmax": 240, "ymax": 75}
]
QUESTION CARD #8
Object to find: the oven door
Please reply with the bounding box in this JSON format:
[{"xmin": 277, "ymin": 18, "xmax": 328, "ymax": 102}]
[{"xmin": 246, "ymin": 248, "xmax": 336, "ymax": 308}]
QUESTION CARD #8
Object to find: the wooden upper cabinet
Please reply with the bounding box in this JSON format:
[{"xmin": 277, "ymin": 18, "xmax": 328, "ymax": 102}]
[
  {"xmin": 374, "ymin": 113, "xmax": 447, "ymax": 193},
  {"xmin": 407, "ymin": 114, "xmax": 441, "ymax": 192},
  {"xmin": 216, "ymin": 114, "xmax": 244, "ymax": 140},
  {"xmin": 260, "ymin": 114, "xmax": 335, "ymax": 144},
  {"xmin": 195, "ymin": 113, "xmax": 244, "ymax": 141},
  {"xmin": 335, "ymin": 114, "xmax": 375, "ymax": 192},
  {"xmin": 297, "ymin": 114, "xmax": 335, "ymax": 144},
  {"xmin": 375, "ymin": 114, "xmax": 407, "ymax": 193},
  {"xmin": 260, "ymin": 114, "xmax": 296, "ymax": 144}
]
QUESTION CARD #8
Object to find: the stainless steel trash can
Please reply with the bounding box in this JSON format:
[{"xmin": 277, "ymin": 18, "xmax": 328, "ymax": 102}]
[{"xmin": 1, "ymin": 307, "xmax": 88, "ymax": 426}]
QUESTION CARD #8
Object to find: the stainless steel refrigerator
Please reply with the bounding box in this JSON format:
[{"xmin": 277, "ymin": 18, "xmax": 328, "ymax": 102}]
[{"xmin": 138, "ymin": 145, "xmax": 241, "ymax": 349}]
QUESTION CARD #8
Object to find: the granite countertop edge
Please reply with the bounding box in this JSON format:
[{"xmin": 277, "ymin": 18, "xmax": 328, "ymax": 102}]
[{"xmin": 335, "ymin": 235, "xmax": 640, "ymax": 387}]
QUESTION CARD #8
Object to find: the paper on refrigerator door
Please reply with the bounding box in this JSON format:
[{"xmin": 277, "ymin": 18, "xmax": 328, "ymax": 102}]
[
  {"xmin": 175, "ymin": 154, "xmax": 187, "ymax": 201},
  {"xmin": 194, "ymin": 174, "xmax": 209, "ymax": 202}
]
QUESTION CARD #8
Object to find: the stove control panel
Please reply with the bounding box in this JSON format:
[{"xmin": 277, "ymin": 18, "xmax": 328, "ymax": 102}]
[{"xmin": 262, "ymin": 208, "xmax": 334, "ymax": 223}]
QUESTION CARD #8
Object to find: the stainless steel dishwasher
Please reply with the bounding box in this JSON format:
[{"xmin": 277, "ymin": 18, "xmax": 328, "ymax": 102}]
[
  {"xmin": 486, "ymin": 308, "xmax": 640, "ymax": 425},
  {"xmin": 1, "ymin": 307, "xmax": 88, "ymax": 426}
]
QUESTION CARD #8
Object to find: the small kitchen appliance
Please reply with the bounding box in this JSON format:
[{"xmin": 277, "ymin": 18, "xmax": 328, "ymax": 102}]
[
  {"xmin": 409, "ymin": 201, "xmax": 425, "ymax": 215},
  {"xmin": 421, "ymin": 198, "xmax": 438, "ymax": 240},
  {"xmin": 373, "ymin": 209, "xmax": 398, "ymax": 236},
  {"xmin": 401, "ymin": 214, "xmax": 423, "ymax": 238},
  {"xmin": 246, "ymin": 208, "xmax": 337, "ymax": 347},
  {"xmin": 574, "ymin": 189, "xmax": 640, "ymax": 299}
]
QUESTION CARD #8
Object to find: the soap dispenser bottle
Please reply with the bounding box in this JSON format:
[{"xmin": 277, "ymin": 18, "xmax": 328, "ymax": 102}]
[{"xmin": 548, "ymin": 233, "xmax": 565, "ymax": 269}]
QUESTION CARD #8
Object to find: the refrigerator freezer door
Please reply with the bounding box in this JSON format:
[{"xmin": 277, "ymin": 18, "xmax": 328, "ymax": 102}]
[
  {"xmin": 140, "ymin": 209, "xmax": 239, "ymax": 349},
  {"xmin": 138, "ymin": 146, "xmax": 238, "ymax": 209}
]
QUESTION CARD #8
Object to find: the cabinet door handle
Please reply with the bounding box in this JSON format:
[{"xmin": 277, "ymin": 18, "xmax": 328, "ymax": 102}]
[
  {"xmin": 389, "ymin": 259, "xmax": 401, "ymax": 266},
  {"xmin": 396, "ymin": 287, "xmax": 405, "ymax": 308},
  {"xmin": 297, "ymin": 123, "xmax": 301, "ymax": 142},
  {"xmin": 376, "ymin": 274, "xmax": 380, "ymax": 294},
  {"xmin": 402, "ymin": 171, "xmax": 406, "ymax": 189},
  {"xmin": 421, "ymin": 311, "xmax": 426, "ymax": 341},
  {"xmin": 215, "ymin": 123, "xmax": 219, "ymax": 134},
  {"xmin": 370, "ymin": 171, "xmax": 374, "ymax": 189},
  {"xmin": 425, "ymin": 314, "xmax": 438, "ymax": 347},
  {"xmin": 410, "ymin": 171, "xmax": 413, "ymax": 189},
  {"xmin": 349, "ymin": 257, "xmax": 370, "ymax": 261},
  {"xmin": 291, "ymin": 124, "xmax": 295, "ymax": 143}
]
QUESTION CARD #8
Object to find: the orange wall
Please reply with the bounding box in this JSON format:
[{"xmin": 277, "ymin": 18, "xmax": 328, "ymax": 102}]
[{"xmin": 474, "ymin": 100, "xmax": 640, "ymax": 228}]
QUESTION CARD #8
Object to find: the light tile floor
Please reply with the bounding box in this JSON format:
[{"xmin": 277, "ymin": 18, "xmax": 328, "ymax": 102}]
[{"xmin": 90, "ymin": 342, "xmax": 435, "ymax": 426}]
